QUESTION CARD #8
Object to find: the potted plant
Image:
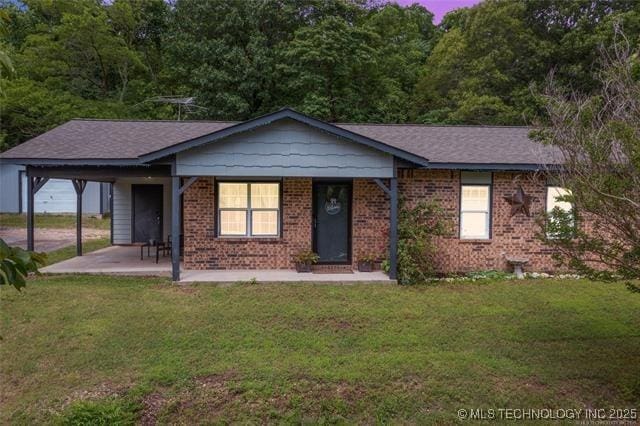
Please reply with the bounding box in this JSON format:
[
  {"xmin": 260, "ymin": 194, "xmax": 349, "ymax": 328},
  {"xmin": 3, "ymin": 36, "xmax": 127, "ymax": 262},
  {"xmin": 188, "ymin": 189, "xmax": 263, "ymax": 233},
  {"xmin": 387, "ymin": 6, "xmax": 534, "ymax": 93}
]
[
  {"xmin": 357, "ymin": 253, "xmax": 377, "ymax": 272},
  {"xmin": 293, "ymin": 250, "xmax": 319, "ymax": 273}
]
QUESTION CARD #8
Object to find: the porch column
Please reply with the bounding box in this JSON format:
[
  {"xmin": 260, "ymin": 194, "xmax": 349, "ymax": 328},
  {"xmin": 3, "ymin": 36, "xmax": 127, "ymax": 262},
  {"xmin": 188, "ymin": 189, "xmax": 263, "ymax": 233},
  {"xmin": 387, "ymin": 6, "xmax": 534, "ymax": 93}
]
[
  {"xmin": 26, "ymin": 173, "xmax": 49, "ymax": 252},
  {"xmin": 26, "ymin": 176, "xmax": 34, "ymax": 251},
  {"xmin": 71, "ymin": 179, "xmax": 87, "ymax": 256},
  {"xmin": 171, "ymin": 175, "xmax": 181, "ymax": 281},
  {"xmin": 389, "ymin": 177, "xmax": 398, "ymax": 280}
]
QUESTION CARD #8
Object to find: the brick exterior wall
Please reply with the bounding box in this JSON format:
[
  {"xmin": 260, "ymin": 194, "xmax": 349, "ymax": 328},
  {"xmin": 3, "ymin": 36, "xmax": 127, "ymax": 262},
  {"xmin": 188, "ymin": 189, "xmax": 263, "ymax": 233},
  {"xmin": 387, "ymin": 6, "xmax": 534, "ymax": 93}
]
[
  {"xmin": 352, "ymin": 179, "xmax": 390, "ymax": 266},
  {"xmin": 182, "ymin": 172, "xmax": 565, "ymax": 273},
  {"xmin": 183, "ymin": 177, "xmax": 312, "ymax": 269},
  {"xmin": 399, "ymin": 170, "xmax": 559, "ymax": 273}
]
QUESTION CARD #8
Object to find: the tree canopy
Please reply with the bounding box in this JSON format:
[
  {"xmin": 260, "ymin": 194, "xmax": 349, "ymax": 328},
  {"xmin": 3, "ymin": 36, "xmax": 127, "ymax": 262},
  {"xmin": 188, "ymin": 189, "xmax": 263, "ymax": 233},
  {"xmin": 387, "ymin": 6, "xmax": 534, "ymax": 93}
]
[{"xmin": 1, "ymin": 0, "xmax": 639, "ymax": 150}]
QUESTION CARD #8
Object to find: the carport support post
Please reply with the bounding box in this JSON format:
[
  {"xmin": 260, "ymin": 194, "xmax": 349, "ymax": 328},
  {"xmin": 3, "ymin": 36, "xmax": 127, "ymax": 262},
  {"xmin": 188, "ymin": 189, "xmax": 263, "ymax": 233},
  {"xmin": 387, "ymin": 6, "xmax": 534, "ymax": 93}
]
[
  {"xmin": 389, "ymin": 177, "xmax": 398, "ymax": 281},
  {"xmin": 27, "ymin": 176, "xmax": 34, "ymax": 251},
  {"xmin": 171, "ymin": 174, "xmax": 181, "ymax": 282},
  {"xmin": 71, "ymin": 179, "xmax": 87, "ymax": 256}
]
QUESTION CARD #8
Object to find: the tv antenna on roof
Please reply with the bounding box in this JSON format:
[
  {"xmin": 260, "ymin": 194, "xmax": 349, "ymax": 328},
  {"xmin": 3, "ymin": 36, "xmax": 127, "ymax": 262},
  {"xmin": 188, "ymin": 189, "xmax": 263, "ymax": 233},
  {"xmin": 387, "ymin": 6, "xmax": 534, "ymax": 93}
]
[{"xmin": 139, "ymin": 96, "xmax": 207, "ymax": 120}]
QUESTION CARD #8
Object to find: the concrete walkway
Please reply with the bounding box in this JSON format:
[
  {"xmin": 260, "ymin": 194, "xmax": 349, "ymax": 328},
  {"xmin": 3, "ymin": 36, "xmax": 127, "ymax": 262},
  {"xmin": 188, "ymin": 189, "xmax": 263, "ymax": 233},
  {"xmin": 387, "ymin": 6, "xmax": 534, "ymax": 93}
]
[
  {"xmin": 41, "ymin": 245, "xmax": 172, "ymax": 276},
  {"xmin": 180, "ymin": 269, "xmax": 394, "ymax": 284},
  {"xmin": 41, "ymin": 245, "xmax": 395, "ymax": 283}
]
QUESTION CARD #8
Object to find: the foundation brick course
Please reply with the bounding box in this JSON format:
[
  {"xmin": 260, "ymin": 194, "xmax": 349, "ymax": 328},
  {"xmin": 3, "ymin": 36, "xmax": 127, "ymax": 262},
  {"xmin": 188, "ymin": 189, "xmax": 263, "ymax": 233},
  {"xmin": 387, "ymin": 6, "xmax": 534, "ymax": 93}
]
[{"xmin": 183, "ymin": 171, "xmax": 566, "ymax": 273}]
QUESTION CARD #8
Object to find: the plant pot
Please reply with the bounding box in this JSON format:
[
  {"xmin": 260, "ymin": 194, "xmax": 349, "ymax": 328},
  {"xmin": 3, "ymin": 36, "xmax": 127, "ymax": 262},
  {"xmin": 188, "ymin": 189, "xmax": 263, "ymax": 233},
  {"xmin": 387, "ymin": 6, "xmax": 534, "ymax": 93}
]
[
  {"xmin": 357, "ymin": 261, "xmax": 373, "ymax": 272},
  {"xmin": 295, "ymin": 262, "xmax": 312, "ymax": 273}
]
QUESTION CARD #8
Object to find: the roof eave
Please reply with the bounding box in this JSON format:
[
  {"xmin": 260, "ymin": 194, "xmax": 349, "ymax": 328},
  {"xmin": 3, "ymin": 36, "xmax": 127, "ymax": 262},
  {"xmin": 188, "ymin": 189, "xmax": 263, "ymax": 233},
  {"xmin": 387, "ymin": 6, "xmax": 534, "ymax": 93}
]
[
  {"xmin": 423, "ymin": 162, "xmax": 562, "ymax": 171},
  {"xmin": 0, "ymin": 158, "xmax": 145, "ymax": 166}
]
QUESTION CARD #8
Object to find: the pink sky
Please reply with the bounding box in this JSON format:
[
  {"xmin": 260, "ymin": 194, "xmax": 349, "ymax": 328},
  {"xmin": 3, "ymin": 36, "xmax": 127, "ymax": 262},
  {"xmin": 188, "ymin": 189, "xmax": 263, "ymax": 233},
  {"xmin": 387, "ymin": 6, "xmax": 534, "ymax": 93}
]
[{"xmin": 395, "ymin": 0, "xmax": 482, "ymax": 23}]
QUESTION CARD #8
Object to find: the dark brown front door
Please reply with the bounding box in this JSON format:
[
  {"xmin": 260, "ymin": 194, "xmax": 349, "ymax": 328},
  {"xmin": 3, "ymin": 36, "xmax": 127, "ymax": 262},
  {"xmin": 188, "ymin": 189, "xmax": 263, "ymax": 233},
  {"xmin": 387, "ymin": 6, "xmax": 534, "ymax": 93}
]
[
  {"xmin": 132, "ymin": 184, "xmax": 163, "ymax": 243},
  {"xmin": 313, "ymin": 181, "xmax": 351, "ymax": 264}
]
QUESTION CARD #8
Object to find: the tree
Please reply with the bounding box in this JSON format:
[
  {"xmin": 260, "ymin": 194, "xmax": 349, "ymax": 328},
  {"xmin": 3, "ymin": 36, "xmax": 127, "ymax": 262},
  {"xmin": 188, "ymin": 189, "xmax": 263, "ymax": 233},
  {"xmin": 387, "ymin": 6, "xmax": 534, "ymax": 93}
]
[
  {"xmin": 412, "ymin": 0, "xmax": 548, "ymax": 124},
  {"xmin": 534, "ymin": 35, "xmax": 640, "ymax": 289},
  {"xmin": 0, "ymin": 238, "xmax": 46, "ymax": 291},
  {"xmin": 412, "ymin": 0, "xmax": 640, "ymax": 125},
  {"xmin": 279, "ymin": 15, "xmax": 378, "ymax": 121}
]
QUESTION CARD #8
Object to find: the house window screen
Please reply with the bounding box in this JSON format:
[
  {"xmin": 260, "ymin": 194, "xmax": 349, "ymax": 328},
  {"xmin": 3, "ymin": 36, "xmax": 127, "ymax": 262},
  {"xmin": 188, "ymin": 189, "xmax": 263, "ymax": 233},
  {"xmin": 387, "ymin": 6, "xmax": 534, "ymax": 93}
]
[
  {"xmin": 546, "ymin": 186, "xmax": 574, "ymax": 236},
  {"xmin": 460, "ymin": 172, "xmax": 492, "ymax": 239},
  {"xmin": 546, "ymin": 186, "xmax": 572, "ymax": 214},
  {"xmin": 218, "ymin": 182, "xmax": 280, "ymax": 236}
]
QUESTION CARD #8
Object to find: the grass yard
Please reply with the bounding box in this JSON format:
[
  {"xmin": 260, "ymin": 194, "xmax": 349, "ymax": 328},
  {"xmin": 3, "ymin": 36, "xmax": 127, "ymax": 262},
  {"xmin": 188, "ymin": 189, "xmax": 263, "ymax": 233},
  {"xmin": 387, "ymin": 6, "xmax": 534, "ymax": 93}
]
[
  {"xmin": 0, "ymin": 213, "xmax": 110, "ymax": 230},
  {"xmin": 44, "ymin": 238, "xmax": 111, "ymax": 265},
  {"xmin": 1, "ymin": 277, "xmax": 639, "ymax": 424}
]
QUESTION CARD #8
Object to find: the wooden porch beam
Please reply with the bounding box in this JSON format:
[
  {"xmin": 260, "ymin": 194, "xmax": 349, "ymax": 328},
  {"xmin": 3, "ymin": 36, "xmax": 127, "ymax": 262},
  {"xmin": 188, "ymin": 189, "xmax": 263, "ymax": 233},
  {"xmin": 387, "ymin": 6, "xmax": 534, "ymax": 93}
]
[
  {"xmin": 373, "ymin": 178, "xmax": 391, "ymax": 196},
  {"xmin": 389, "ymin": 177, "xmax": 398, "ymax": 281},
  {"xmin": 26, "ymin": 165, "xmax": 170, "ymax": 181},
  {"xmin": 178, "ymin": 176, "xmax": 198, "ymax": 195},
  {"xmin": 26, "ymin": 176, "xmax": 50, "ymax": 251},
  {"xmin": 171, "ymin": 175, "xmax": 181, "ymax": 282},
  {"xmin": 71, "ymin": 179, "xmax": 87, "ymax": 256}
]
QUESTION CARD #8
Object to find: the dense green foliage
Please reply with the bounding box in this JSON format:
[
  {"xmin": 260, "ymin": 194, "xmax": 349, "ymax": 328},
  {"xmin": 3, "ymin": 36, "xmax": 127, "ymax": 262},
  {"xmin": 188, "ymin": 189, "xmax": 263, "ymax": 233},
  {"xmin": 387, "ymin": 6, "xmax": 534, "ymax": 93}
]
[
  {"xmin": 0, "ymin": 238, "xmax": 45, "ymax": 290},
  {"xmin": 535, "ymin": 45, "xmax": 640, "ymax": 288},
  {"xmin": 395, "ymin": 200, "xmax": 450, "ymax": 284},
  {"xmin": 1, "ymin": 0, "xmax": 639, "ymax": 150}
]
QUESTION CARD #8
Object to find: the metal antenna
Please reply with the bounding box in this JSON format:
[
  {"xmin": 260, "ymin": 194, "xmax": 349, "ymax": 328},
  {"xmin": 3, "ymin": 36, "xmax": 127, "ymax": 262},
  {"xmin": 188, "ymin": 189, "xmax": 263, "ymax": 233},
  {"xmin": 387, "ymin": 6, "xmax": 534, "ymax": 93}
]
[{"xmin": 136, "ymin": 96, "xmax": 207, "ymax": 120}]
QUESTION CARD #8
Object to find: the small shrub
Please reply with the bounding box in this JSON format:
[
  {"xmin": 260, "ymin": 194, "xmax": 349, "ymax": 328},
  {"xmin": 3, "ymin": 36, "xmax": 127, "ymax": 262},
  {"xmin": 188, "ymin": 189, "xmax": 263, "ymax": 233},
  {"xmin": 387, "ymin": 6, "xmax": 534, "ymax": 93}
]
[
  {"xmin": 293, "ymin": 250, "xmax": 319, "ymax": 265},
  {"xmin": 396, "ymin": 201, "xmax": 451, "ymax": 284}
]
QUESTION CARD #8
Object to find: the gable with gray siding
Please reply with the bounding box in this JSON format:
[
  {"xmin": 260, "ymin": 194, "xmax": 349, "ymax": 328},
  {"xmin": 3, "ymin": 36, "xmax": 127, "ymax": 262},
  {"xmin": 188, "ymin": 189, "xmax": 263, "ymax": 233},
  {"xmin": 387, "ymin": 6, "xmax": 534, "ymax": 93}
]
[{"xmin": 176, "ymin": 119, "xmax": 394, "ymax": 178}]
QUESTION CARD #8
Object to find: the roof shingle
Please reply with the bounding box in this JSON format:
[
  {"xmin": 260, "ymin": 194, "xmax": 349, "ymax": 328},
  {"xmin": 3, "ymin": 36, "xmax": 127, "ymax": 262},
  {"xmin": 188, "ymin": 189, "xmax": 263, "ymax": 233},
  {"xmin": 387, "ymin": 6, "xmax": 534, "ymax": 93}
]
[{"xmin": 0, "ymin": 118, "xmax": 562, "ymax": 167}]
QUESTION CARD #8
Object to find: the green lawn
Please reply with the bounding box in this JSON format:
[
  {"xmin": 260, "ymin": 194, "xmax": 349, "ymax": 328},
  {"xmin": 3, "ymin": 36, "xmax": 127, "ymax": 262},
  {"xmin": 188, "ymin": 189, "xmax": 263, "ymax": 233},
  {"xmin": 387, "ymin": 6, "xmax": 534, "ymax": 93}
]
[
  {"xmin": 0, "ymin": 213, "xmax": 110, "ymax": 230},
  {"xmin": 44, "ymin": 238, "xmax": 111, "ymax": 265},
  {"xmin": 1, "ymin": 277, "xmax": 639, "ymax": 424}
]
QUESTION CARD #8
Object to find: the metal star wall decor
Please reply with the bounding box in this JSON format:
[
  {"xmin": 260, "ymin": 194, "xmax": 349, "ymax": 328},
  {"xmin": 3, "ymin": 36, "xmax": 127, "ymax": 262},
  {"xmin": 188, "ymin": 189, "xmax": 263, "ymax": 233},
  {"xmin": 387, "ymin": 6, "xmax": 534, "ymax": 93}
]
[{"xmin": 503, "ymin": 185, "xmax": 535, "ymax": 217}]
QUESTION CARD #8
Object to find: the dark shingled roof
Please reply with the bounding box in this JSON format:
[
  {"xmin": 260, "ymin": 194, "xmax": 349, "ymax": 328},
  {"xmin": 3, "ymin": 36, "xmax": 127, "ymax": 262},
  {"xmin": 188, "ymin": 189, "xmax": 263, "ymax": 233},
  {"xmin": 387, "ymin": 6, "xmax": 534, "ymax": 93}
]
[
  {"xmin": 0, "ymin": 119, "xmax": 237, "ymax": 160},
  {"xmin": 337, "ymin": 123, "xmax": 561, "ymax": 166},
  {"xmin": 0, "ymin": 117, "xmax": 562, "ymax": 167}
]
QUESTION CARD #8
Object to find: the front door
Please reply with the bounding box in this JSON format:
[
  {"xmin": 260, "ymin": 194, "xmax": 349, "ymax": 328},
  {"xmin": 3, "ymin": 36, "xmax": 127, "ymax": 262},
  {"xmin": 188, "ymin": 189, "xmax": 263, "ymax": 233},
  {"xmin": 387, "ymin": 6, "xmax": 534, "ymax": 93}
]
[
  {"xmin": 132, "ymin": 184, "xmax": 163, "ymax": 243},
  {"xmin": 313, "ymin": 182, "xmax": 351, "ymax": 264}
]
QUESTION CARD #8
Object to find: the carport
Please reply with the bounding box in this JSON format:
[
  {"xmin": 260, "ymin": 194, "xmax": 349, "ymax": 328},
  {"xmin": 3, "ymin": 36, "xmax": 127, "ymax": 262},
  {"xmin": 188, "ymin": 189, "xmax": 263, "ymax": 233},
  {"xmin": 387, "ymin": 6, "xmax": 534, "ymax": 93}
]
[{"xmin": 23, "ymin": 164, "xmax": 172, "ymax": 255}]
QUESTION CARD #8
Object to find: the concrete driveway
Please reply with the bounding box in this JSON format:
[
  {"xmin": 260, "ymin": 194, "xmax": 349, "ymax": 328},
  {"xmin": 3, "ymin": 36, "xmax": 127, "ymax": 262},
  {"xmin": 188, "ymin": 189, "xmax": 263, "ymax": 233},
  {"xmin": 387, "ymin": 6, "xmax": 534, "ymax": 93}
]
[{"xmin": 0, "ymin": 227, "xmax": 109, "ymax": 252}]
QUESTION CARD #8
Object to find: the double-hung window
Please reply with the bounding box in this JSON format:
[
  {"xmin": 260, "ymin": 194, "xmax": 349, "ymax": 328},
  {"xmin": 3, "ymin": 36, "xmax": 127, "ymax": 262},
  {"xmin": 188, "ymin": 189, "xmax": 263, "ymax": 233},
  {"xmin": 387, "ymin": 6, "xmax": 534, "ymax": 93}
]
[
  {"xmin": 217, "ymin": 182, "xmax": 280, "ymax": 237},
  {"xmin": 546, "ymin": 186, "xmax": 574, "ymax": 237},
  {"xmin": 460, "ymin": 172, "xmax": 492, "ymax": 239}
]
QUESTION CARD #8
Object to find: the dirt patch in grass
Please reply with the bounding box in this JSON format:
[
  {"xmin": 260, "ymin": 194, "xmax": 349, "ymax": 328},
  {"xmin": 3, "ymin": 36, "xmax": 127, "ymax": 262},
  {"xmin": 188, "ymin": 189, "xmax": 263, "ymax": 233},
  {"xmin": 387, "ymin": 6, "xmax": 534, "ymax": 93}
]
[
  {"xmin": 193, "ymin": 370, "xmax": 238, "ymax": 389},
  {"xmin": 315, "ymin": 318, "xmax": 355, "ymax": 330},
  {"xmin": 61, "ymin": 381, "xmax": 131, "ymax": 410},
  {"xmin": 140, "ymin": 393, "xmax": 168, "ymax": 426}
]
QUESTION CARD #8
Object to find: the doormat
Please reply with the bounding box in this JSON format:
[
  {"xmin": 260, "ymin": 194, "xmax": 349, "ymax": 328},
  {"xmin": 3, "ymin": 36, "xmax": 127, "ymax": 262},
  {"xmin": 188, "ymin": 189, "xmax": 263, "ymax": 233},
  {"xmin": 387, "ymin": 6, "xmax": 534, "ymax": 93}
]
[{"xmin": 312, "ymin": 270, "xmax": 354, "ymax": 274}]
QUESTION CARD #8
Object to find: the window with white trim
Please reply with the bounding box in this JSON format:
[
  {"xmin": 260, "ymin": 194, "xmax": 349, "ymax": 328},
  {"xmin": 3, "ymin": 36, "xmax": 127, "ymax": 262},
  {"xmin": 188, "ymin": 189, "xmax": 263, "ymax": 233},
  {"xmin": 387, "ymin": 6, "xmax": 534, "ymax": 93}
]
[
  {"xmin": 218, "ymin": 182, "xmax": 280, "ymax": 237},
  {"xmin": 546, "ymin": 186, "xmax": 574, "ymax": 236},
  {"xmin": 460, "ymin": 172, "xmax": 492, "ymax": 239},
  {"xmin": 546, "ymin": 186, "xmax": 572, "ymax": 214}
]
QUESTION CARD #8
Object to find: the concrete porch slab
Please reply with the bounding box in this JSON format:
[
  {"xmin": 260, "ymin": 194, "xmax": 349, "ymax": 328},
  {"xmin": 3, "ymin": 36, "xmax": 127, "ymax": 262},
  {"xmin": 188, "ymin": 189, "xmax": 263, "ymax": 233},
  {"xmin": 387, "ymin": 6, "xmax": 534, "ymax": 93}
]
[
  {"xmin": 41, "ymin": 245, "xmax": 172, "ymax": 276},
  {"xmin": 180, "ymin": 269, "xmax": 394, "ymax": 284},
  {"xmin": 40, "ymin": 245, "xmax": 395, "ymax": 283}
]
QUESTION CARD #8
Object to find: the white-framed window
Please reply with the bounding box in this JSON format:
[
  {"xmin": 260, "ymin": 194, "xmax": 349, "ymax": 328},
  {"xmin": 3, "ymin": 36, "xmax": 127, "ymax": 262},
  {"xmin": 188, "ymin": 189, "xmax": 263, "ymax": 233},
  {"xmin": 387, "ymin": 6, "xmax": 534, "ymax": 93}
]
[
  {"xmin": 460, "ymin": 172, "xmax": 492, "ymax": 239},
  {"xmin": 217, "ymin": 182, "xmax": 280, "ymax": 237},
  {"xmin": 546, "ymin": 186, "xmax": 574, "ymax": 236},
  {"xmin": 546, "ymin": 186, "xmax": 572, "ymax": 214}
]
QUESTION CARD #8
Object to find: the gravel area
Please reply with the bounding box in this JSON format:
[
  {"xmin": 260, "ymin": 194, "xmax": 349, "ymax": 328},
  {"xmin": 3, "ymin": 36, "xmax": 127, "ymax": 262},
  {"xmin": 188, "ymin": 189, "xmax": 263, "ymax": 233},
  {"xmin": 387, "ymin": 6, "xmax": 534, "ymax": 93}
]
[{"xmin": 0, "ymin": 227, "xmax": 109, "ymax": 252}]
